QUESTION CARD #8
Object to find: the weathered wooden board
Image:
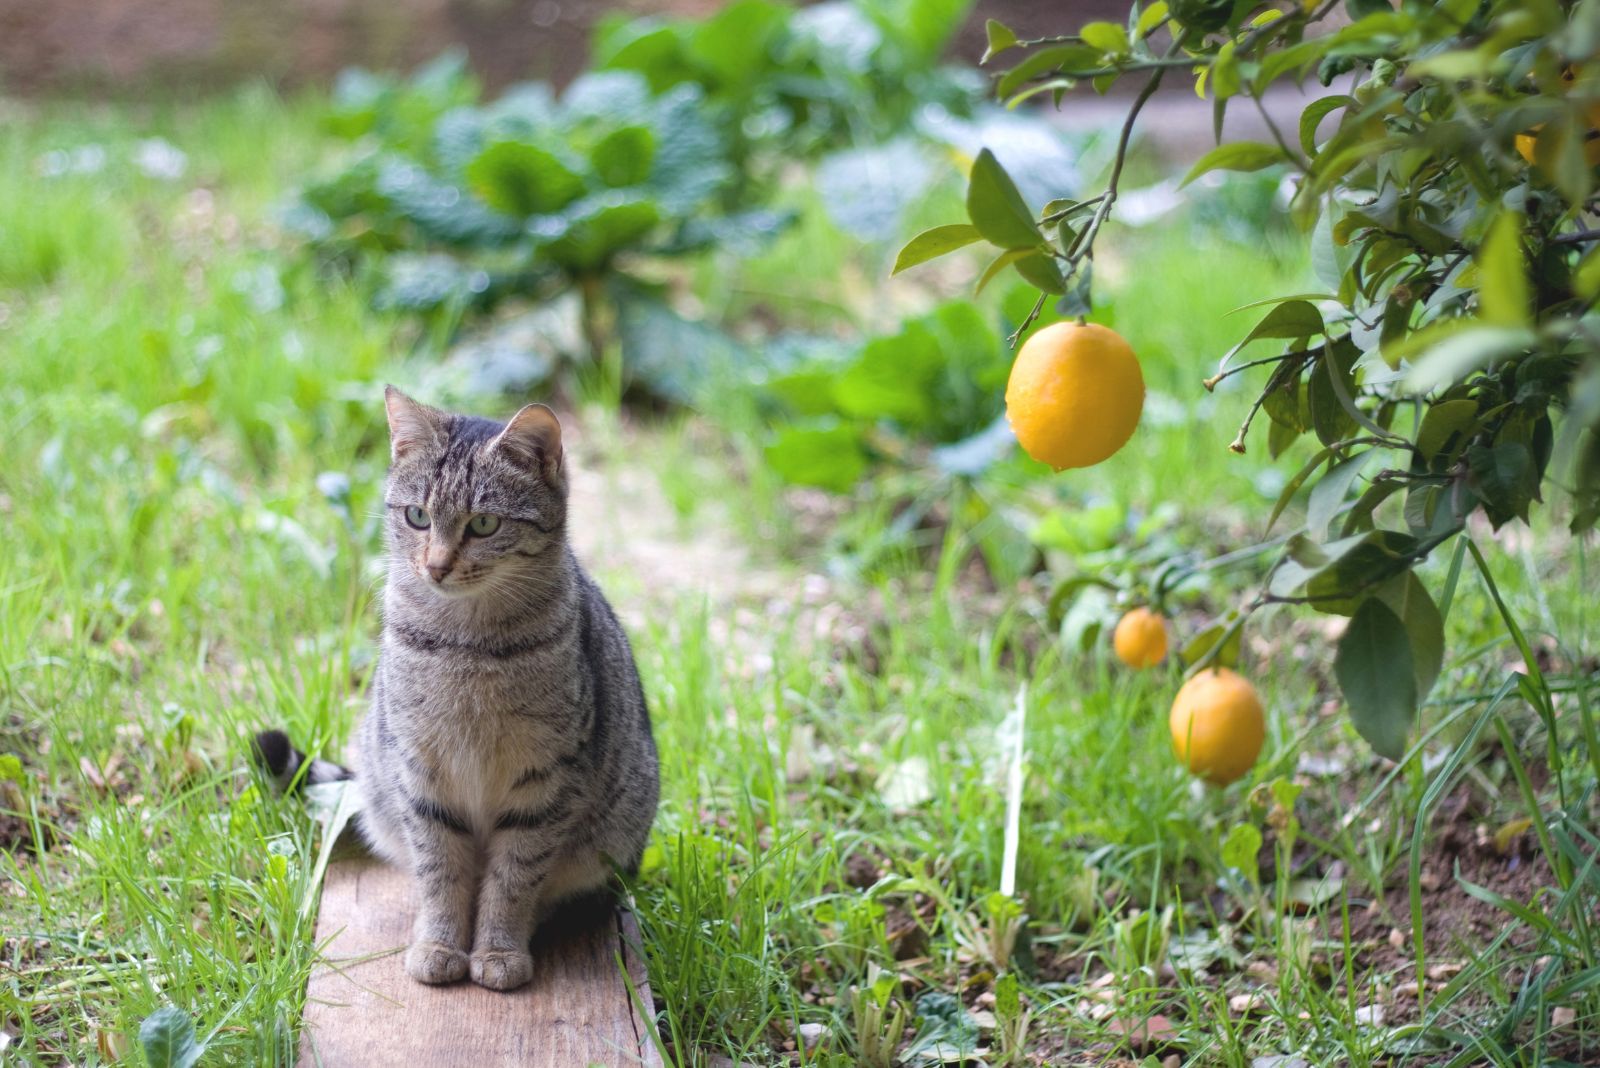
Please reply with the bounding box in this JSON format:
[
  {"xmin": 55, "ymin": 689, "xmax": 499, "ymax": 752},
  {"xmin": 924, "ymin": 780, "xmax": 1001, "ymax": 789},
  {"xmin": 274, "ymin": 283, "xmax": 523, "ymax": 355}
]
[{"xmin": 300, "ymin": 856, "xmax": 661, "ymax": 1067}]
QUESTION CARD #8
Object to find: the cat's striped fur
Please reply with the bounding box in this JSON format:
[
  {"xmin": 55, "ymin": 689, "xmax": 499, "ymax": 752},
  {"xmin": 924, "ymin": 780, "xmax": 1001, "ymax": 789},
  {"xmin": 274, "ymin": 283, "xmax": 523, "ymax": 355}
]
[{"xmin": 256, "ymin": 388, "xmax": 658, "ymax": 991}]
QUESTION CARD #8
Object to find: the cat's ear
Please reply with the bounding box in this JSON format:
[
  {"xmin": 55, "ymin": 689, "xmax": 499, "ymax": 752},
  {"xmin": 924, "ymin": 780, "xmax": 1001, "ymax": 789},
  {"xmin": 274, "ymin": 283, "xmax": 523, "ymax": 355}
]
[
  {"xmin": 384, "ymin": 386, "xmax": 444, "ymax": 461},
  {"xmin": 490, "ymin": 403, "xmax": 564, "ymax": 482}
]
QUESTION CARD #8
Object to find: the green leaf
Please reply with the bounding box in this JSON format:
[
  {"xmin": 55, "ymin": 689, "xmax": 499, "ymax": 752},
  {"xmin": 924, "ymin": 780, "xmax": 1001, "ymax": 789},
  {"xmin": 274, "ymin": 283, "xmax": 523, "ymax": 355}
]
[
  {"xmin": 1335, "ymin": 597, "xmax": 1417, "ymax": 760},
  {"xmin": 1467, "ymin": 441, "xmax": 1538, "ymax": 527},
  {"xmin": 996, "ymin": 44, "xmax": 1102, "ymax": 99},
  {"xmin": 994, "ymin": 971, "xmax": 1021, "ymax": 1019},
  {"xmin": 1414, "ymin": 398, "xmax": 1479, "ymax": 462},
  {"xmin": 1475, "ymin": 210, "xmax": 1530, "ymax": 327},
  {"xmin": 966, "ymin": 149, "xmax": 1044, "ymax": 250},
  {"xmin": 1014, "ymin": 252, "xmax": 1067, "ymax": 294},
  {"xmin": 686, "ymin": 0, "xmax": 789, "ymax": 88},
  {"xmin": 464, "ymin": 141, "xmax": 585, "ymax": 217},
  {"xmin": 1375, "ymin": 572, "xmax": 1444, "ymax": 700},
  {"xmin": 1181, "ymin": 615, "xmax": 1243, "ymax": 669},
  {"xmin": 893, "ymin": 224, "xmax": 982, "ymax": 275},
  {"xmin": 1179, "ymin": 141, "xmax": 1288, "ymax": 187},
  {"xmin": 1080, "ymin": 21, "xmax": 1130, "ymax": 55},
  {"xmin": 589, "ymin": 125, "xmax": 656, "ymax": 188},
  {"xmin": 1221, "ymin": 822, "xmax": 1263, "ymax": 874},
  {"xmin": 982, "ymin": 18, "xmax": 1018, "ymax": 63},
  {"xmin": 0, "ymin": 753, "xmax": 23, "ymax": 783},
  {"xmin": 1402, "ymin": 325, "xmax": 1536, "ymax": 392},
  {"xmin": 764, "ymin": 422, "xmax": 869, "ymax": 494},
  {"xmin": 532, "ymin": 194, "xmax": 661, "ymax": 269},
  {"xmin": 1306, "ymin": 451, "xmax": 1372, "ymax": 539},
  {"xmin": 975, "ymin": 248, "xmax": 1031, "ymax": 295},
  {"xmin": 1308, "ymin": 344, "xmax": 1358, "ymax": 448},
  {"xmin": 1136, "ymin": 1, "xmax": 1170, "ymax": 41},
  {"xmin": 1299, "ymin": 95, "xmax": 1356, "ymax": 156},
  {"xmin": 1221, "ymin": 299, "xmax": 1324, "ymax": 367},
  {"xmin": 140, "ymin": 1007, "xmax": 205, "ymax": 1068}
]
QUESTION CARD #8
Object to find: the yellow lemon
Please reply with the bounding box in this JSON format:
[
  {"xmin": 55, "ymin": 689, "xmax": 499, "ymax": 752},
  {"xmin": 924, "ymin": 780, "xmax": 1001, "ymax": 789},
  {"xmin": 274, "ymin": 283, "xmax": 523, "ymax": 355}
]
[
  {"xmin": 1169, "ymin": 667, "xmax": 1265, "ymax": 786},
  {"xmin": 1113, "ymin": 607, "xmax": 1168, "ymax": 669},
  {"xmin": 1004, "ymin": 321, "xmax": 1145, "ymax": 471}
]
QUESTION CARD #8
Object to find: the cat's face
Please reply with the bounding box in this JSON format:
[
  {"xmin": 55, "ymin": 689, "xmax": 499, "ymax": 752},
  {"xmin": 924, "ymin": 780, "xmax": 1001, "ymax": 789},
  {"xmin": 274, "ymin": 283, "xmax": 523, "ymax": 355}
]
[{"xmin": 381, "ymin": 388, "xmax": 567, "ymax": 599}]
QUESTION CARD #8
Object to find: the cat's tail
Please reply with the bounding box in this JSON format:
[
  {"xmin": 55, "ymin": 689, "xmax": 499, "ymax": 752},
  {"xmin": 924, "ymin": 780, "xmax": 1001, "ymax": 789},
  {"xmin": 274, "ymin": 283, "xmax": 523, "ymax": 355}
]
[{"xmin": 250, "ymin": 729, "xmax": 354, "ymax": 792}]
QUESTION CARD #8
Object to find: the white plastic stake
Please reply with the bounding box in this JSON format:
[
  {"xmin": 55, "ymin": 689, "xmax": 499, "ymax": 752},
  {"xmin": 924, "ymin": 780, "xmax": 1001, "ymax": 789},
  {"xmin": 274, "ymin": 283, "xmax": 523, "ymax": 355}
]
[{"xmin": 999, "ymin": 683, "xmax": 1027, "ymax": 898}]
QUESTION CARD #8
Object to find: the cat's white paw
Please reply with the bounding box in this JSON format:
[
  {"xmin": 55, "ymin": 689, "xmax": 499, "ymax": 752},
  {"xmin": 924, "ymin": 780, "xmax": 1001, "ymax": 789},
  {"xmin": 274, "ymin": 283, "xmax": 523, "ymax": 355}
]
[
  {"xmin": 470, "ymin": 947, "xmax": 534, "ymax": 991},
  {"xmin": 405, "ymin": 940, "xmax": 468, "ymax": 984}
]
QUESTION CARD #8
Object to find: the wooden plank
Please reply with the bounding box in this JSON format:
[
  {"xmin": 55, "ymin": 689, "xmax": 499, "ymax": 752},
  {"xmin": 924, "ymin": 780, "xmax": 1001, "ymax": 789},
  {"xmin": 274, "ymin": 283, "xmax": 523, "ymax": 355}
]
[{"xmin": 300, "ymin": 856, "xmax": 661, "ymax": 1067}]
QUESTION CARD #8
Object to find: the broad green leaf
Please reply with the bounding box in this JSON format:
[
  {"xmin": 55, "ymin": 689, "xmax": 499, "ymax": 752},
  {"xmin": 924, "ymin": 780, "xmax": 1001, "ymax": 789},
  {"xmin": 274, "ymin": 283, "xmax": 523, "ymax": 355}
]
[
  {"xmin": 982, "ymin": 18, "xmax": 1018, "ymax": 63},
  {"xmin": 140, "ymin": 1007, "xmax": 205, "ymax": 1068},
  {"xmin": 893, "ymin": 224, "xmax": 982, "ymax": 275},
  {"xmin": 1136, "ymin": 1, "xmax": 1170, "ymax": 41},
  {"xmin": 966, "ymin": 149, "xmax": 1044, "ymax": 249},
  {"xmin": 764, "ymin": 422, "xmax": 869, "ymax": 493},
  {"xmin": 975, "ymin": 248, "xmax": 1031, "ymax": 295},
  {"xmin": 1014, "ymin": 252, "xmax": 1067, "ymax": 294},
  {"xmin": 1180, "ymin": 617, "xmax": 1243, "ymax": 670},
  {"xmin": 464, "ymin": 141, "xmax": 584, "ymax": 217},
  {"xmin": 1299, "ymin": 95, "xmax": 1356, "ymax": 156},
  {"xmin": 1414, "ymin": 398, "xmax": 1479, "ymax": 461},
  {"xmin": 1211, "ymin": 40, "xmax": 1241, "ymax": 99},
  {"xmin": 1467, "ymin": 441, "xmax": 1538, "ymax": 527},
  {"xmin": 1475, "ymin": 211, "xmax": 1530, "ymax": 327},
  {"xmin": 1402, "ymin": 325, "xmax": 1536, "ymax": 392},
  {"xmin": 1221, "ymin": 822, "xmax": 1263, "ymax": 874},
  {"xmin": 1308, "ymin": 345, "xmax": 1358, "ymax": 447},
  {"xmin": 1306, "ymin": 451, "xmax": 1372, "ymax": 539},
  {"xmin": 1574, "ymin": 244, "xmax": 1600, "ymax": 301},
  {"xmin": 995, "ymin": 971, "xmax": 1021, "ymax": 1019},
  {"xmin": 1375, "ymin": 572, "xmax": 1444, "ymax": 700},
  {"xmin": 1221, "ymin": 300, "xmax": 1325, "ymax": 366},
  {"xmin": 533, "ymin": 194, "xmax": 661, "ymax": 269},
  {"xmin": 686, "ymin": 0, "xmax": 789, "ymax": 88},
  {"xmin": 1179, "ymin": 141, "xmax": 1288, "ymax": 187},
  {"xmin": 996, "ymin": 44, "xmax": 1102, "ymax": 99},
  {"xmin": 1080, "ymin": 21, "xmax": 1129, "ymax": 55},
  {"xmin": 589, "ymin": 125, "xmax": 656, "ymax": 188},
  {"xmin": 1334, "ymin": 597, "xmax": 1417, "ymax": 760},
  {"xmin": 1268, "ymin": 442, "xmax": 1343, "ymax": 532}
]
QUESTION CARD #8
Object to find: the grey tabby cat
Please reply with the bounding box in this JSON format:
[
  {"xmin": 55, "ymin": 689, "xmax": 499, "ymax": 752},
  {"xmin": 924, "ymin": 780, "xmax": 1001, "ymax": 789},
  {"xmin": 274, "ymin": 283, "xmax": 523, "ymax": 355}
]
[{"xmin": 255, "ymin": 387, "xmax": 658, "ymax": 991}]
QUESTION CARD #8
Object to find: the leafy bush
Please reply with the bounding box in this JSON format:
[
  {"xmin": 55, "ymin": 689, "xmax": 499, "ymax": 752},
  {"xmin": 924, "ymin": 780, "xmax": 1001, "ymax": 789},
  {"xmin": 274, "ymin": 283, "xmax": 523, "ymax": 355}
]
[
  {"xmin": 903, "ymin": 0, "xmax": 1600, "ymax": 757},
  {"xmin": 761, "ymin": 298, "xmax": 1023, "ymax": 493},
  {"xmin": 290, "ymin": 52, "xmax": 776, "ymax": 368},
  {"xmin": 594, "ymin": 0, "xmax": 980, "ymax": 172}
]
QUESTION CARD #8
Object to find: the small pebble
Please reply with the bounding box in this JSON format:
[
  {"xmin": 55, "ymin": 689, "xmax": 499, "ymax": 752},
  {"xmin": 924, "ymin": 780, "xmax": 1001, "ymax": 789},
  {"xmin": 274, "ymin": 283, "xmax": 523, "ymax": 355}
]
[{"xmin": 796, "ymin": 1023, "xmax": 827, "ymax": 1052}]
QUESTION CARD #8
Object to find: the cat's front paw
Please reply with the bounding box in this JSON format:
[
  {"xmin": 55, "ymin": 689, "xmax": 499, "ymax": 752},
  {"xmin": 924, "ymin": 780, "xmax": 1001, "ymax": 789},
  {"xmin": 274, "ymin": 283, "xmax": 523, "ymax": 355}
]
[
  {"xmin": 470, "ymin": 946, "xmax": 534, "ymax": 991},
  {"xmin": 405, "ymin": 940, "xmax": 469, "ymax": 984}
]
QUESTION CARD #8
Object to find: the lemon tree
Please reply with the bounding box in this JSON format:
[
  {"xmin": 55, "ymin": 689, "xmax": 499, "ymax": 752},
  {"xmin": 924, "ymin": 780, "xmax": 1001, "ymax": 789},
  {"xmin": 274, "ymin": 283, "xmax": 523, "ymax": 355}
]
[{"xmin": 899, "ymin": 0, "xmax": 1600, "ymax": 760}]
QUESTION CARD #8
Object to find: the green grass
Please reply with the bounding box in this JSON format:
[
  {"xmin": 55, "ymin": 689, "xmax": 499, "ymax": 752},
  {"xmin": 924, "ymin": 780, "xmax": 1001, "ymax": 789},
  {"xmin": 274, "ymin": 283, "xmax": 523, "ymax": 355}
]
[{"xmin": 2, "ymin": 86, "xmax": 1598, "ymax": 1068}]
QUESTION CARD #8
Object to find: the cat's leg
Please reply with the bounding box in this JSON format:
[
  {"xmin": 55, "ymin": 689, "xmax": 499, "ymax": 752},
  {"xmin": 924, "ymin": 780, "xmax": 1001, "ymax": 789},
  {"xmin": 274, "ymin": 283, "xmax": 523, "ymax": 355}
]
[
  {"xmin": 399, "ymin": 799, "xmax": 480, "ymax": 984},
  {"xmin": 469, "ymin": 816, "xmax": 567, "ymax": 990}
]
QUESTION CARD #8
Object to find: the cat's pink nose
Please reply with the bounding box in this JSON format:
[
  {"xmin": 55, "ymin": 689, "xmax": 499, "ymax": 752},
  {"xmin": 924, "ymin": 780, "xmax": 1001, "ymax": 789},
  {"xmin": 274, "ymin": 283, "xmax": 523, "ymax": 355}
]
[{"xmin": 425, "ymin": 562, "xmax": 450, "ymax": 583}]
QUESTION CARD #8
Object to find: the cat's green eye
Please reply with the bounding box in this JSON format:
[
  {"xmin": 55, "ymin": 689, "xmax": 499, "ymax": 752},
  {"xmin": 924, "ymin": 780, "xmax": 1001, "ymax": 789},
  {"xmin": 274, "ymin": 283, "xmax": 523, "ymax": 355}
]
[
  {"xmin": 467, "ymin": 513, "xmax": 501, "ymax": 537},
  {"xmin": 404, "ymin": 505, "xmax": 431, "ymax": 530}
]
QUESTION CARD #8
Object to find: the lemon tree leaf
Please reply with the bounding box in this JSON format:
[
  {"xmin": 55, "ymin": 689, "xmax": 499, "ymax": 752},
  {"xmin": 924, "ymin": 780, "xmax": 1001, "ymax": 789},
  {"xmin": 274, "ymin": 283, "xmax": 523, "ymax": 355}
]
[
  {"xmin": 1476, "ymin": 210, "xmax": 1530, "ymax": 327},
  {"xmin": 1180, "ymin": 141, "xmax": 1288, "ymax": 187},
  {"xmin": 139, "ymin": 1008, "xmax": 205, "ymax": 1068},
  {"xmin": 966, "ymin": 149, "xmax": 1044, "ymax": 249},
  {"xmin": 982, "ymin": 18, "xmax": 1018, "ymax": 63},
  {"xmin": 893, "ymin": 224, "xmax": 982, "ymax": 275},
  {"xmin": 764, "ymin": 422, "xmax": 868, "ymax": 493},
  {"xmin": 1334, "ymin": 597, "xmax": 1416, "ymax": 760},
  {"xmin": 1375, "ymin": 572, "xmax": 1444, "ymax": 700}
]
